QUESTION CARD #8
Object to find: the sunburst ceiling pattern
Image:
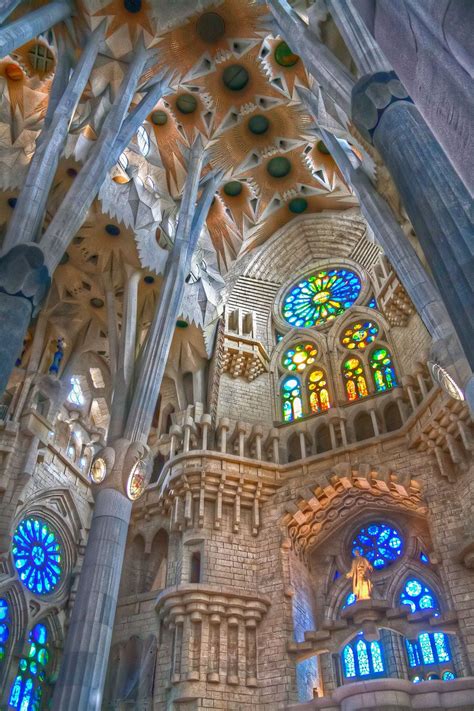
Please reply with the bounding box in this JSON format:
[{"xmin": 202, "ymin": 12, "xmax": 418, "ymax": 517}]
[{"xmin": 0, "ymin": 0, "xmax": 359, "ymax": 378}]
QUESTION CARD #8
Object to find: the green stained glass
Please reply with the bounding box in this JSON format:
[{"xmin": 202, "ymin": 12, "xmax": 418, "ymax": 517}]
[
  {"xmin": 281, "ymin": 376, "xmax": 303, "ymax": 422},
  {"xmin": 282, "ymin": 269, "xmax": 361, "ymax": 328},
  {"xmin": 370, "ymin": 347, "xmax": 397, "ymax": 392},
  {"xmin": 9, "ymin": 623, "xmax": 51, "ymax": 710},
  {"xmin": 282, "ymin": 343, "xmax": 318, "ymax": 372}
]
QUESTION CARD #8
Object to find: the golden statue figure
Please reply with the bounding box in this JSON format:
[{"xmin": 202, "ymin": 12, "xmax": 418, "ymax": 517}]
[{"xmin": 346, "ymin": 551, "xmax": 373, "ymax": 601}]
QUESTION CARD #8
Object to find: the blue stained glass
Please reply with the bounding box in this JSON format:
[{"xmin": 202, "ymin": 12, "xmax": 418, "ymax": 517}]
[
  {"xmin": 442, "ymin": 670, "xmax": 456, "ymax": 680},
  {"xmin": 12, "ymin": 518, "xmax": 62, "ymax": 596},
  {"xmin": 412, "ymin": 675, "xmax": 422, "ymax": 683},
  {"xmin": 367, "ymin": 296, "xmax": 377, "ymax": 309},
  {"xmin": 0, "ymin": 597, "xmax": 9, "ymax": 662},
  {"xmin": 400, "ymin": 578, "xmax": 439, "ymax": 614},
  {"xmin": 9, "ymin": 623, "xmax": 50, "ymax": 710},
  {"xmin": 343, "ymin": 592, "xmax": 356, "ymax": 608},
  {"xmin": 370, "ymin": 641, "xmax": 384, "ymax": 673},
  {"xmin": 370, "ymin": 348, "xmax": 397, "ymax": 392},
  {"xmin": 419, "ymin": 633, "xmax": 435, "ymax": 664},
  {"xmin": 406, "ymin": 640, "xmax": 417, "ymax": 667},
  {"xmin": 356, "ymin": 639, "xmax": 370, "ymax": 675},
  {"xmin": 420, "ymin": 552, "xmax": 429, "ymax": 564},
  {"xmin": 343, "ymin": 645, "xmax": 356, "ymax": 677},
  {"xmin": 282, "ymin": 268, "xmax": 361, "ymax": 328},
  {"xmin": 433, "ymin": 633, "xmax": 451, "ymax": 662},
  {"xmin": 281, "ymin": 376, "xmax": 303, "ymax": 422},
  {"xmin": 352, "ymin": 521, "xmax": 403, "ymax": 569}
]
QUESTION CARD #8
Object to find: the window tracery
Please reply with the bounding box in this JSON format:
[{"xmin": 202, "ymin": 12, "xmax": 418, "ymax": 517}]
[
  {"xmin": 307, "ymin": 368, "xmax": 330, "ymax": 413},
  {"xmin": 282, "ymin": 343, "xmax": 317, "ymax": 372},
  {"xmin": 370, "ymin": 347, "xmax": 397, "ymax": 392},
  {"xmin": 400, "ymin": 578, "xmax": 439, "ymax": 614},
  {"xmin": 8, "ymin": 623, "xmax": 52, "ymax": 710},
  {"xmin": 12, "ymin": 517, "xmax": 62, "ymax": 596},
  {"xmin": 281, "ymin": 376, "xmax": 303, "ymax": 422},
  {"xmin": 282, "ymin": 268, "xmax": 361, "ymax": 328},
  {"xmin": 352, "ymin": 522, "xmax": 403, "ymax": 569},
  {"xmin": 0, "ymin": 598, "xmax": 9, "ymax": 663},
  {"xmin": 342, "ymin": 356, "xmax": 369, "ymax": 401},
  {"xmin": 342, "ymin": 633, "xmax": 385, "ymax": 679}
]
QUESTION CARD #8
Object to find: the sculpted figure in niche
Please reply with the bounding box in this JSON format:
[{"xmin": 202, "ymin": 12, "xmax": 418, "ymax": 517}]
[{"xmin": 346, "ymin": 551, "xmax": 373, "ymax": 600}]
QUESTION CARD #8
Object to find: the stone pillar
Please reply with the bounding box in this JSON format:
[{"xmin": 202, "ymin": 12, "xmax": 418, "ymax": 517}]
[
  {"xmin": 200, "ymin": 414, "xmax": 212, "ymax": 451},
  {"xmin": 0, "ymin": 1, "xmax": 71, "ymax": 58},
  {"xmin": 219, "ymin": 417, "xmax": 230, "ymax": 454},
  {"xmin": 52, "ymin": 488, "xmax": 132, "ymax": 710},
  {"xmin": 0, "ymin": 244, "xmax": 50, "ymax": 395},
  {"xmin": 326, "ymin": 0, "xmax": 474, "ymax": 372}
]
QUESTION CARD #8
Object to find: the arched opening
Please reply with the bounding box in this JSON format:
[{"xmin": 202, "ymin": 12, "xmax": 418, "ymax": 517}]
[
  {"xmin": 354, "ymin": 412, "xmax": 374, "ymax": 441},
  {"xmin": 148, "ymin": 529, "xmax": 168, "ymax": 591},
  {"xmin": 183, "ymin": 372, "xmax": 194, "ymax": 407},
  {"xmin": 384, "ymin": 401, "xmax": 402, "ymax": 432},
  {"xmin": 315, "ymin": 424, "xmax": 332, "ymax": 453},
  {"xmin": 121, "ymin": 535, "xmax": 146, "ymax": 597},
  {"xmin": 287, "ymin": 433, "xmax": 301, "ymax": 462},
  {"xmin": 150, "ymin": 453, "xmax": 165, "ymax": 485},
  {"xmin": 190, "ymin": 552, "xmax": 201, "ymax": 583}
]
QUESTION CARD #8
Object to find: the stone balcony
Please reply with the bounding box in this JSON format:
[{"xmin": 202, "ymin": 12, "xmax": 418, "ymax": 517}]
[{"xmin": 289, "ymin": 676, "xmax": 474, "ymax": 710}]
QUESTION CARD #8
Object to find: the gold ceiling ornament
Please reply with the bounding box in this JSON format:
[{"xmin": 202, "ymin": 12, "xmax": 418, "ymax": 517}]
[
  {"xmin": 0, "ymin": 58, "xmax": 51, "ymax": 121},
  {"xmin": 166, "ymin": 87, "xmax": 214, "ymax": 141},
  {"xmin": 218, "ymin": 180, "xmax": 257, "ymax": 231},
  {"xmin": 239, "ymin": 145, "xmax": 332, "ymax": 220},
  {"xmin": 147, "ymin": 102, "xmax": 187, "ymax": 191},
  {"xmin": 305, "ymin": 141, "xmax": 347, "ymax": 190},
  {"xmin": 93, "ymin": 0, "xmax": 156, "ymax": 53},
  {"xmin": 194, "ymin": 47, "xmax": 282, "ymax": 133},
  {"xmin": 155, "ymin": 0, "xmax": 266, "ymax": 78},
  {"xmin": 12, "ymin": 39, "xmax": 56, "ymax": 82},
  {"xmin": 208, "ymin": 103, "xmax": 311, "ymax": 173},
  {"xmin": 259, "ymin": 37, "xmax": 310, "ymax": 98}
]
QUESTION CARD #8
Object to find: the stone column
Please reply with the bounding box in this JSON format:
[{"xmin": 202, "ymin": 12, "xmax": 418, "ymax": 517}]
[
  {"xmin": 0, "ymin": 245, "xmax": 50, "ymax": 395},
  {"xmin": 327, "ymin": 0, "xmax": 474, "ymax": 373},
  {"xmin": 298, "ymin": 89, "xmax": 471, "ymax": 401},
  {"xmin": 0, "ymin": 1, "xmax": 71, "ymax": 58},
  {"xmin": 52, "ymin": 487, "xmax": 132, "ymax": 710}
]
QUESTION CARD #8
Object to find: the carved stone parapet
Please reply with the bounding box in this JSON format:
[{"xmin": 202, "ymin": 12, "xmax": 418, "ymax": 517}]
[
  {"xmin": 0, "ymin": 243, "xmax": 50, "ymax": 315},
  {"xmin": 409, "ymin": 396, "xmax": 472, "ymax": 475},
  {"xmin": 156, "ymin": 584, "xmax": 270, "ymax": 628},
  {"xmin": 221, "ymin": 332, "xmax": 269, "ymax": 381},
  {"xmin": 352, "ymin": 70, "xmax": 413, "ymax": 144}
]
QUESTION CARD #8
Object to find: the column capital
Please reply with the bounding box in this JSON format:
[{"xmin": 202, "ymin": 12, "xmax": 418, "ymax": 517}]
[
  {"xmin": 89, "ymin": 437, "xmax": 153, "ymax": 503},
  {"xmin": 352, "ymin": 71, "xmax": 413, "ymax": 143},
  {"xmin": 0, "ymin": 243, "xmax": 50, "ymax": 315}
]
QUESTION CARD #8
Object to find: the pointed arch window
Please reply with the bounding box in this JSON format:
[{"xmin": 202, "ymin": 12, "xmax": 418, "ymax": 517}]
[
  {"xmin": 370, "ymin": 348, "xmax": 397, "ymax": 392},
  {"xmin": 281, "ymin": 376, "xmax": 303, "ymax": 422},
  {"xmin": 405, "ymin": 632, "xmax": 452, "ymax": 667},
  {"xmin": 0, "ymin": 598, "xmax": 10, "ymax": 664},
  {"xmin": 400, "ymin": 578, "xmax": 439, "ymax": 614},
  {"xmin": 342, "ymin": 633, "xmax": 385, "ymax": 679},
  {"xmin": 9, "ymin": 622, "xmax": 52, "ymax": 709},
  {"xmin": 342, "ymin": 356, "xmax": 368, "ymax": 401},
  {"xmin": 68, "ymin": 376, "xmax": 85, "ymax": 406},
  {"xmin": 307, "ymin": 368, "xmax": 330, "ymax": 413}
]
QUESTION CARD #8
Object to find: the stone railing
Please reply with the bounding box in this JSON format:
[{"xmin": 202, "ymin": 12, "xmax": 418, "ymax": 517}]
[
  {"xmin": 289, "ymin": 677, "xmax": 474, "ymax": 710},
  {"xmin": 153, "ymin": 368, "xmax": 470, "ymax": 471}
]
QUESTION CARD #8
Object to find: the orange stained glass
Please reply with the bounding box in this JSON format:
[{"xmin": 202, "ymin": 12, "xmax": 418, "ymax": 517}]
[{"xmin": 307, "ymin": 368, "xmax": 330, "ymax": 412}]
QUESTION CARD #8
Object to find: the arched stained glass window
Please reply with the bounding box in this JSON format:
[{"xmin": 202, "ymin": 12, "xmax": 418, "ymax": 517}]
[
  {"xmin": 343, "ymin": 592, "xmax": 356, "ymax": 609},
  {"xmin": 282, "ymin": 343, "xmax": 318, "ymax": 372},
  {"xmin": 307, "ymin": 368, "xmax": 330, "ymax": 413},
  {"xmin": 352, "ymin": 521, "xmax": 403, "ymax": 569},
  {"xmin": 367, "ymin": 296, "xmax": 377, "ymax": 309},
  {"xmin": 281, "ymin": 376, "xmax": 303, "ymax": 422},
  {"xmin": 443, "ymin": 670, "xmax": 456, "ymax": 680},
  {"xmin": 12, "ymin": 518, "xmax": 62, "ymax": 595},
  {"xmin": 342, "ymin": 357, "xmax": 368, "ymax": 401},
  {"xmin": 282, "ymin": 268, "xmax": 361, "ymax": 328},
  {"xmin": 0, "ymin": 598, "xmax": 9, "ymax": 663},
  {"xmin": 370, "ymin": 348, "xmax": 397, "ymax": 392},
  {"xmin": 9, "ymin": 622, "xmax": 51, "ymax": 709},
  {"xmin": 342, "ymin": 634, "xmax": 385, "ymax": 679},
  {"xmin": 341, "ymin": 320, "xmax": 379, "ymax": 350},
  {"xmin": 405, "ymin": 632, "xmax": 452, "ymax": 667},
  {"xmin": 400, "ymin": 578, "xmax": 439, "ymax": 614}
]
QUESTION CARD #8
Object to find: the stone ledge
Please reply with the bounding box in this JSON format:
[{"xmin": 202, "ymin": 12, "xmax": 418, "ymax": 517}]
[
  {"xmin": 156, "ymin": 583, "xmax": 271, "ymax": 627},
  {"xmin": 288, "ymin": 676, "xmax": 474, "ymax": 710}
]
